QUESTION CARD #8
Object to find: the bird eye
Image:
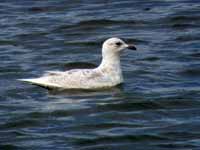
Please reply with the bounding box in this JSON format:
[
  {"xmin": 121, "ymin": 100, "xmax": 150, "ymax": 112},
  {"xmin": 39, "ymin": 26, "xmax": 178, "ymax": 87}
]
[{"xmin": 116, "ymin": 42, "xmax": 122, "ymax": 46}]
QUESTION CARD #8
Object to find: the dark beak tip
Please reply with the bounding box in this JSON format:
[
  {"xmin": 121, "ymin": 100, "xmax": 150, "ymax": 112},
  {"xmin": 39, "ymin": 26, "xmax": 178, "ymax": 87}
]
[{"xmin": 128, "ymin": 45, "xmax": 137, "ymax": 50}]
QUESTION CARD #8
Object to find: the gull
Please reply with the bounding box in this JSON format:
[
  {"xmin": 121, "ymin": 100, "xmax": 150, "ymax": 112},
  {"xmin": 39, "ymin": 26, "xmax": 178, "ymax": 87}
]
[{"xmin": 19, "ymin": 37, "xmax": 137, "ymax": 90}]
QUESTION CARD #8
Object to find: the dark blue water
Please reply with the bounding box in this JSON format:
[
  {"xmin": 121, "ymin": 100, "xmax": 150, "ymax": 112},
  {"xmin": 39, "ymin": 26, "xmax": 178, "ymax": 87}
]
[{"xmin": 1, "ymin": 0, "xmax": 200, "ymax": 149}]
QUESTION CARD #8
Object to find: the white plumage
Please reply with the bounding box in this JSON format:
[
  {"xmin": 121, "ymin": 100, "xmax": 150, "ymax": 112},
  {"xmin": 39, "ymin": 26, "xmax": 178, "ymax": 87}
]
[{"xmin": 19, "ymin": 37, "xmax": 137, "ymax": 90}]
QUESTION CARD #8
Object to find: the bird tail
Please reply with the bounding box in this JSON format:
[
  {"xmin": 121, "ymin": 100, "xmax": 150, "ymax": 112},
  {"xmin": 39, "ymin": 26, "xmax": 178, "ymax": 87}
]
[{"xmin": 18, "ymin": 78, "xmax": 61, "ymax": 89}]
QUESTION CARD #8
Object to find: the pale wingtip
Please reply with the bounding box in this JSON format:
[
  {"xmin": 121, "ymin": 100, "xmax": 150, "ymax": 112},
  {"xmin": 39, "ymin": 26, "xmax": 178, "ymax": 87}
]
[
  {"xmin": 17, "ymin": 78, "xmax": 62, "ymax": 89},
  {"xmin": 17, "ymin": 78, "xmax": 35, "ymax": 82}
]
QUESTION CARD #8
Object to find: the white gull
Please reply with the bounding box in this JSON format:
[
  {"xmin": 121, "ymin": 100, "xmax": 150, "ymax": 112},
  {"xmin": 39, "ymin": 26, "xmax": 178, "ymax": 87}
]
[{"xmin": 19, "ymin": 37, "xmax": 137, "ymax": 90}]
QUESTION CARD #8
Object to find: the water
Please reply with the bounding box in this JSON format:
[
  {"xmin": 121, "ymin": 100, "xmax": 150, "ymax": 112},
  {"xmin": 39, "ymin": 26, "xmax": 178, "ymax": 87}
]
[{"xmin": 0, "ymin": 0, "xmax": 200, "ymax": 149}]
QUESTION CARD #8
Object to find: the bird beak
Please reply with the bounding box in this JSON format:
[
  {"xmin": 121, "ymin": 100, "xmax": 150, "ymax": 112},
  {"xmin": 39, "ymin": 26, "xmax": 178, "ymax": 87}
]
[{"xmin": 127, "ymin": 44, "xmax": 137, "ymax": 50}]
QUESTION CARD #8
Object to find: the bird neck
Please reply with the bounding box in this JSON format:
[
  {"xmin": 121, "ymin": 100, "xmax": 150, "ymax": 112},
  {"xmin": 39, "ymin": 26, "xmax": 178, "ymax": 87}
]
[
  {"xmin": 96, "ymin": 49, "xmax": 124, "ymax": 84},
  {"xmin": 98, "ymin": 52, "xmax": 121, "ymax": 72}
]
